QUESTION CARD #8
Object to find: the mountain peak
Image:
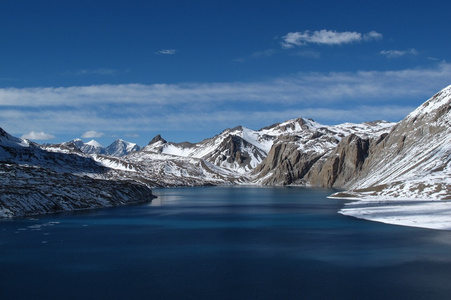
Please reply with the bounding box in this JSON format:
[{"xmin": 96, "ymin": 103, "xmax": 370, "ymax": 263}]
[
  {"xmin": 148, "ymin": 134, "xmax": 167, "ymax": 145},
  {"xmin": 0, "ymin": 127, "xmax": 8, "ymax": 137},
  {"xmin": 0, "ymin": 128, "xmax": 31, "ymax": 148},
  {"xmin": 86, "ymin": 139, "xmax": 103, "ymax": 148},
  {"xmin": 407, "ymin": 85, "xmax": 451, "ymax": 123},
  {"xmin": 105, "ymin": 139, "xmax": 141, "ymax": 157}
]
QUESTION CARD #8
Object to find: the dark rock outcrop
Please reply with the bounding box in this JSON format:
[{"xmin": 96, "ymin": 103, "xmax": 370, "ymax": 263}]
[
  {"xmin": 305, "ymin": 134, "xmax": 372, "ymax": 187},
  {"xmin": 207, "ymin": 135, "xmax": 266, "ymax": 171},
  {"xmin": 148, "ymin": 134, "xmax": 167, "ymax": 145},
  {"xmin": 253, "ymin": 140, "xmax": 322, "ymax": 185}
]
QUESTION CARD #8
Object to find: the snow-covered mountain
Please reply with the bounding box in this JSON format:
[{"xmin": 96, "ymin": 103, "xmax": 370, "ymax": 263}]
[
  {"xmin": 141, "ymin": 118, "xmax": 393, "ymax": 181},
  {"xmin": 47, "ymin": 138, "xmax": 141, "ymax": 157},
  {"xmin": 0, "ymin": 127, "xmax": 33, "ymax": 149},
  {"xmin": 331, "ymin": 84, "xmax": 451, "ymax": 200},
  {"xmin": 251, "ymin": 118, "xmax": 394, "ymax": 185},
  {"xmin": 143, "ymin": 126, "xmax": 268, "ymax": 174},
  {"xmin": 82, "ymin": 117, "xmax": 392, "ymax": 188},
  {"xmin": 47, "ymin": 138, "xmax": 106, "ymax": 155},
  {"xmin": 83, "ymin": 139, "xmax": 105, "ymax": 154},
  {"xmin": 105, "ymin": 139, "xmax": 141, "ymax": 157}
]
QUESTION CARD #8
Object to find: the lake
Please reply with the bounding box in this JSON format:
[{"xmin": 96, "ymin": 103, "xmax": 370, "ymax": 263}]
[{"xmin": 2, "ymin": 186, "xmax": 451, "ymax": 299}]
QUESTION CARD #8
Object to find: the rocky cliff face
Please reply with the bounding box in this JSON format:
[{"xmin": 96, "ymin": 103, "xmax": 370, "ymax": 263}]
[
  {"xmin": 304, "ymin": 133, "xmax": 387, "ymax": 188},
  {"xmin": 252, "ymin": 137, "xmax": 322, "ymax": 185}
]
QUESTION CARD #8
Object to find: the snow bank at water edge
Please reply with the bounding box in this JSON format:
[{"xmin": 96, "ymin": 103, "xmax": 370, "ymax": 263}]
[{"xmin": 336, "ymin": 197, "xmax": 451, "ymax": 230}]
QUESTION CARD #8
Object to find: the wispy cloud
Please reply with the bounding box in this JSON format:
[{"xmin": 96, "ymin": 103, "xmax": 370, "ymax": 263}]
[
  {"xmin": 234, "ymin": 49, "xmax": 276, "ymax": 63},
  {"xmin": 1, "ymin": 62, "xmax": 450, "ymax": 142},
  {"xmin": 21, "ymin": 131, "xmax": 56, "ymax": 140},
  {"xmin": 76, "ymin": 68, "xmax": 118, "ymax": 75},
  {"xmin": 292, "ymin": 50, "xmax": 321, "ymax": 58},
  {"xmin": 281, "ymin": 29, "xmax": 382, "ymax": 48},
  {"xmin": 155, "ymin": 49, "xmax": 177, "ymax": 55},
  {"xmin": 81, "ymin": 130, "xmax": 104, "ymax": 138},
  {"xmin": 251, "ymin": 49, "xmax": 276, "ymax": 58},
  {"xmin": 380, "ymin": 49, "xmax": 418, "ymax": 58}
]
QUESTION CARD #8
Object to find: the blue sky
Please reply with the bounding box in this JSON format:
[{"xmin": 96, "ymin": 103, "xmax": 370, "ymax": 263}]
[{"xmin": 1, "ymin": 0, "xmax": 450, "ymax": 146}]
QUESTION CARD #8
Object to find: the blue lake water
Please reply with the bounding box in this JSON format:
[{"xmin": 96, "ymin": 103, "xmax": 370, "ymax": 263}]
[{"xmin": 2, "ymin": 186, "xmax": 451, "ymax": 299}]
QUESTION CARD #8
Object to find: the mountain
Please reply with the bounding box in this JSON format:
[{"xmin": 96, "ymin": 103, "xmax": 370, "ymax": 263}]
[
  {"xmin": 84, "ymin": 139, "xmax": 105, "ymax": 154},
  {"xmin": 141, "ymin": 118, "xmax": 393, "ymax": 181},
  {"xmin": 143, "ymin": 126, "xmax": 268, "ymax": 174},
  {"xmin": 0, "ymin": 129, "xmax": 155, "ymax": 217},
  {"xmin": 251, "ymin": 118, "xmax": 394, "ymax": 185},
  {"xmin": 105, "ymin": 118, "xmax": 390, "ymax": 187},
  {"xmin": 47, "ymin": 138, "xmax": 141, "ymax": 157},
  {"xmin": 46, "ymin": 138, "xmax": 106, "ymax": 155},
  {"xmin": 105, "ymin": 139, "xmax": 141, "ymax": 157},
  {"xmin": 330, "ymin": 84, "xmax": 451, "ymax": 200},
  {"xmin": 72, "ymin": 139, "xmax": 106, "ymax": 155}
]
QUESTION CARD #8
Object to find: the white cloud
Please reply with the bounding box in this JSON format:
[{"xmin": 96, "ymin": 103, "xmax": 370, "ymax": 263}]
[
  {"xmin": 82, "ymin": 130, "xmax": 104, "ymax": 138},
  {"xmin": 1, "ymin": 62, "xmax": 450, "ymax": 141},
  {"xmin": 281, "ymin": 29, "xmax": 382, "ymax": 48},
  {"xmin": 156, "ymin": 49, "xmax": 177, "ymax": 55},
  {"xmin": 380, "ymin": 49, "xmax": 418, "ymax": 58},
  {"xmin": 21, "ymin": 131, "xmax": 55, "ymax": 140},
  {"xmin": 1, "ymin": 63, "xmax": 449, "ymax": 109},
  {"xmin": 363, "ymin": 31, "xmax": 383, "ymax": 41}
]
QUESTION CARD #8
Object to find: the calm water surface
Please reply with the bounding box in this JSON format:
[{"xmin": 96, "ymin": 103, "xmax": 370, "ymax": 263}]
[{"xmin": 2, "ymin": 186, "xmax": 451, "ymax": 299}]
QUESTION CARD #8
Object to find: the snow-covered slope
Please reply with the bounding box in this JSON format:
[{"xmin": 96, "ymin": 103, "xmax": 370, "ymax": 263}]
[
  {"xmin": 0, "ymin": 163, "xmax": 155, "ymax": 218},
  {"xmin": 334, "ymin": 85, "xmax": 451, "ymax": 200},
  {"xmin": 0, "ymin": 128, "xmax": 32, "ymax": 149},
  {"xmin": 332, "ymin": 85, "xmax": 451, "ymax": 230},
  {"xmin": 0, "ymin": 128, "xmax": 155, "ymax": 218}
]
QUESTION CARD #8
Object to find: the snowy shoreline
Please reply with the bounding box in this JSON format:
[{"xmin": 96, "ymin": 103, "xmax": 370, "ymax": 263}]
[{"xmin": 334, "ymin": 197, "xmax": 451, "ymax": 231}]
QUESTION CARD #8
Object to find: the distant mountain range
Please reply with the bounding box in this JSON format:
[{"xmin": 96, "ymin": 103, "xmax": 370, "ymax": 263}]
[
  {"xmin": 48, "ymin": 138, "xmax": 142, "ymax": 157},
  {"xmin": 1, "ymin": 85, "xmax": 450, "ymax": 217}
]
